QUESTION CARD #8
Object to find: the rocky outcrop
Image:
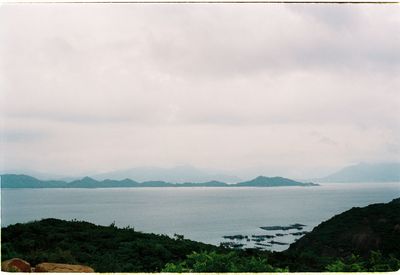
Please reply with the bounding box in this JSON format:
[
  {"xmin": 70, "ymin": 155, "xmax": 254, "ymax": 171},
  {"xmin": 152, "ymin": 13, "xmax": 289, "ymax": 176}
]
[
  {"xmin": 1, "ymin": 259, "xmax": 94, "ymax": 273},
  {"xmin": 1, "ymin": 258, "xmax": 31, "ymax": 272},
  {"xmin": 34, "ymin": 263, "xmax": 94, "ymax": 273}
]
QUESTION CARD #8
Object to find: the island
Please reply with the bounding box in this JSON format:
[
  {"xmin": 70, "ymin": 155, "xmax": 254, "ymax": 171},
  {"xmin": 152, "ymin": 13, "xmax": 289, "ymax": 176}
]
[{"xmin": 0, "ymin": 174, "xmax": 319, "ymax": 188}]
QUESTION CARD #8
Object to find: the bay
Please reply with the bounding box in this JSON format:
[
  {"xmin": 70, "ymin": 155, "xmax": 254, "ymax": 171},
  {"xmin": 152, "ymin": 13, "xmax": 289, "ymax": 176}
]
[{"xmin": 1, "ymin": 182, "xmax": 399, "ymax": 251}]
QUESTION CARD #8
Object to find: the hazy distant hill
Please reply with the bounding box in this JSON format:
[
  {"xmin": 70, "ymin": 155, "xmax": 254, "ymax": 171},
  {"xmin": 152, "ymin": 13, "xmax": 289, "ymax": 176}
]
[
  {"xmin": 67, "ymin": 177, "xmax": 140, "ymax": 188},
  {"xmin": 92, "ymin": 165, "xmax": 241, "ymax": 183},
  {"xmin": 1, "ymin": 174, "xmax": 317, "ymax": 188},
  {"xmin": 0, "ymin": 169, "xmax": 79, "ymax": 181},
  {"xmin": 237, "ymin": 176, "xmax": 318, "ymax": 187},
  {"xmin": 318, "ymin": 162, "xmax": 400, "ymax": 183},
  {"xmin": 0, "ymin": 174, "xmax": 66, "ymax": 188}
]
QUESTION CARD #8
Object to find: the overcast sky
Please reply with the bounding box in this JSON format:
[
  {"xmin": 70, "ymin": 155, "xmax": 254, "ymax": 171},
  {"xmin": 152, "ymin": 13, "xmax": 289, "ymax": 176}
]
[{"xmin": 1, "ymin": 4, "xmax": 399, "ymax": 178}]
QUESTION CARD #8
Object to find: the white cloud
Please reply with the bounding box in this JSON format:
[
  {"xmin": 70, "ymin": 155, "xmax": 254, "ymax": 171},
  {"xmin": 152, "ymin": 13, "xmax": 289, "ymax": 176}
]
[{"xmin": 1, "ymin": 4, "xmax": 399, "ymax": 177}]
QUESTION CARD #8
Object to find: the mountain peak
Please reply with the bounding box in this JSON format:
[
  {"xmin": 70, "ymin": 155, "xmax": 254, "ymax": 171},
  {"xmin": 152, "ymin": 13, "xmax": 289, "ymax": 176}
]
[
  {"xmin": 81, "ymin": 176, "xmax": 96, "ymax": 182},
  {"xmin": 238, "ymin": 176, "xmax": 317, "ymax": 187},
  {"xmin": 92, "ymin": 166, "xmax": 241, "ymax": 183},
  {"xmin": 319, "ymin": 162, "xmax": 400, "ymax": 183}
]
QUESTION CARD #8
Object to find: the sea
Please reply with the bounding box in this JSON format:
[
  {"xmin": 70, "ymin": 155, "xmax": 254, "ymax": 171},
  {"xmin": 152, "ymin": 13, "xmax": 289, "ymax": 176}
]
[{"xmin": 1, "ymin": 182, "xmax": 399, "ymax": 252}]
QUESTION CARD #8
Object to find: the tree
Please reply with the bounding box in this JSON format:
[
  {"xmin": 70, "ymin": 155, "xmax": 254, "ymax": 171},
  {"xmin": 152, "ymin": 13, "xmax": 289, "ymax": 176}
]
[{"xmin": 161, "ymin": 251, "xmax": 288, "ymax": 272}]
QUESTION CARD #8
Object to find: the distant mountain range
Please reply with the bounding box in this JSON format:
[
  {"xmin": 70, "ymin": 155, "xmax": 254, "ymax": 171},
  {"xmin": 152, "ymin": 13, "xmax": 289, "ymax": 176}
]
[
  {"xmin": 0, "ymin": 174, "xmax": 317, "ymax": 188},
  {"xmin": 317, "ymin": 162, "xmax": 400, "ymax": 183},
  {"xmin": 0, "ymin": 165, "xmax": 241, "ymax": 183},
  {"xmin": 2, "ymin": 162, "xmax": 398, "ymax": 187},
  {"xmin": 91, "ymin": 165, "xmax": 241, "ymax": 183}
]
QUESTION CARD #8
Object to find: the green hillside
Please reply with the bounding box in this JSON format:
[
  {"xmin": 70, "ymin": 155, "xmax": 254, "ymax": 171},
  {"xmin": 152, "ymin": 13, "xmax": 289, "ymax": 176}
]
[
  {"xmin": 280, "ymin": 198, "xmax": 400, "ymax": 271},
  {"xmin": 2, "ymin": 199, "xmax": 399, "ymax": 272},
  {"xmin": 288, "ymin": 198, "xmax": 400, "ymax": 258},
  {"xmin": 1, "ymin": 218, "xmax": 285, "ymax": 272}
]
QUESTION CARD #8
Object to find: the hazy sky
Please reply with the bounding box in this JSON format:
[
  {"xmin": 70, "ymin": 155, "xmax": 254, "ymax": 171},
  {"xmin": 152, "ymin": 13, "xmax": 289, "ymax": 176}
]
[{"xmin": 1, "ymin": 4, "xmax": 399, "ymax": 178}]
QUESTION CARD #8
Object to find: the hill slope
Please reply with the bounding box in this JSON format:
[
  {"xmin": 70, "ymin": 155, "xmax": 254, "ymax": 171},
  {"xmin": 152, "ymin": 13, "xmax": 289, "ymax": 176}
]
[
  {"xmin": 287, "ymin": 198, "xmax": 400, "ymax": 259},
  {"xmin": 1, "ymin": 219, "xmax": 281, "ymax": 272},
  {"xmin": 2, "ymin": 199, "xmax": 399, "ymax": 272},
  {"xmin": 319, "ymin": 162, "xmax": 400, "ymax": 182},
  {"xmin": 1, "ymin": 218, "xmax": 219, "ymax": 272},
  {"xmin": 237, "ymin": 176, "xmax": 317, "ymax": 187},
  {"xmin": 0, "ymin": 174, "xmax": 66, "ymax": 188}
]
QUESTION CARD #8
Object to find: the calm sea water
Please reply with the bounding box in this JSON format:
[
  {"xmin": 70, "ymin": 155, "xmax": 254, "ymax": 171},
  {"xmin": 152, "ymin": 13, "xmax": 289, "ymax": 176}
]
[{"xmin": 2, "ymin": 182, "xmax": 399, "ymax": 251}]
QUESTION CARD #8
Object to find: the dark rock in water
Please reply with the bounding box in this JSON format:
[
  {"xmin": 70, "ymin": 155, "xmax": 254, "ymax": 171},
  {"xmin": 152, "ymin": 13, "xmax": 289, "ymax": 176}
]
[
  {"xmin": 255, "ymin": 243, "xmax": 271, "ymax": 247},
  {"xmin": 291, "ymin": 223, "xmax": 306, "ymax": 227},
  {"xmin": 291, "ymin": 232, "xmax": 303, "ymax": 236},
  {"xmin": 251, "ymin": 234, "xmax": 275, "ymax": 239},
  {"xmin": 223, "ymin": 234, "xmax": 247, "ymax": 240},
  {"xmin": 220, "ymin": 241, "xmax": 235, "ymax": 248},
  {"xmin": 251, "ymin": 234, "xmax": 275, "ymax": 242},
  {"xmin": 269, "ymin": 240, "xmax": 289, "ymax": 245},
  {"xmin": 220, "ymin": 241, "xmax": 245, "ymax": 249},
  {"xmin": 260, "ymin": 226, "xmax": 287, "ymax": 231},
  {"xmin": 260, "ymin": 223, "xmax": 306, "ymax": 231},
  {"xmin": 291, "ymin": 231, "xmax": 309, "ymax": 236}
]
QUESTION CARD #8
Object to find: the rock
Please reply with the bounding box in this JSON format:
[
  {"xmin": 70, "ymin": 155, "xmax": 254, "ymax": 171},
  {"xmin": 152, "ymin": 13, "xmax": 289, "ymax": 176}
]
[
  {"xmin": 255, "ymin": 243, "xmax": 271, "ymax": 247},
  {"xmin": 35, "ymin": 263, "xmax": 94, "ymax": 273},
  {"xmin": 251, "ymin": 234, "xmax": 275, "ymax": 239},
  {"xmin": 260, "ymin": 223, "xmax": 306, "ymax": 231},
  {"xmin": 2, "ymin": 258, "xmax": 31, "ymax": 272},
  {"xmin": 222, "ymin": 234, "xmax": 247, "ymax": 240},
  {"xmin": 268, "ymin": 240, "xmax": 289, "ymax": 245}
]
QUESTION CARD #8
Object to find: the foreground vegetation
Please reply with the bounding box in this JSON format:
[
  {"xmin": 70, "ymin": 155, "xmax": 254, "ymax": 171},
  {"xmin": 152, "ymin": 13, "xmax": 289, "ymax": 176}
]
[
  {"xmin": 2, "ymin": 198, "xmax": 399, "ymax": 272},
  {"xmin": 2, "ymin": 218, "xmax": 284, "ymax": 272}
]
